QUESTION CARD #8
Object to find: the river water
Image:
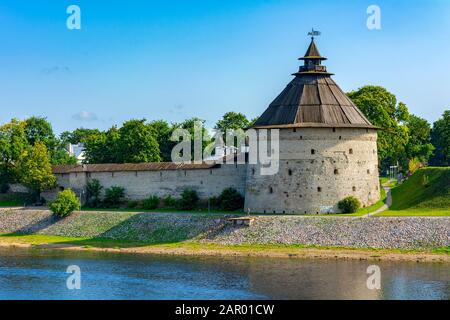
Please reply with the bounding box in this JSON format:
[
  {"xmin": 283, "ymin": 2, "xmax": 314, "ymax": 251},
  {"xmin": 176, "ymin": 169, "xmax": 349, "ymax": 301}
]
[{"xmin": 0, "ymin": 248, "xmax": 448, "ymax": 300}]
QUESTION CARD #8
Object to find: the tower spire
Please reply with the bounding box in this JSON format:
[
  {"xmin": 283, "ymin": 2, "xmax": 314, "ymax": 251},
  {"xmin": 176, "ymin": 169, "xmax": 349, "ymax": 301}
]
[{"xmin": 294, "ymin": 29, "xmax": 332, "ymax": 75}]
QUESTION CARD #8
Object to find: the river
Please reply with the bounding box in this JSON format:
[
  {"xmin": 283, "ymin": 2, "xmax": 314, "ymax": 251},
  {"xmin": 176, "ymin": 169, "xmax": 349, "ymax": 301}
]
[{"xmin": 0, "ymin": 247, "xmax": 448, "ymax": 300}]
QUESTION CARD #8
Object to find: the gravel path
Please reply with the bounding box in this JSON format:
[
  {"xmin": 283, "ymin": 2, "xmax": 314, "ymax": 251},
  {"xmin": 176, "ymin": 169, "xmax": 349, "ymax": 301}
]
[{"xmin": 362, "ymin": 186, "xmax": 392, "ymax": 218}]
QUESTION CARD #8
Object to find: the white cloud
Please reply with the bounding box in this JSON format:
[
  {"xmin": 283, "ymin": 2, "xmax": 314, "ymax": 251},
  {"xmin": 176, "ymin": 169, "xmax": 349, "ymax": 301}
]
[{"xmin": 72, "ymin": 111, "xmax": 98, "ymax": 122}]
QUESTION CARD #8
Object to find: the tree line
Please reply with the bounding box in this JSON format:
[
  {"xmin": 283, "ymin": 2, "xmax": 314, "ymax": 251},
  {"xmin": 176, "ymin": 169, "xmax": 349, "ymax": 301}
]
[{"xmin": 1, "ymin": 85, "xmax": 449, "ymax": 198}]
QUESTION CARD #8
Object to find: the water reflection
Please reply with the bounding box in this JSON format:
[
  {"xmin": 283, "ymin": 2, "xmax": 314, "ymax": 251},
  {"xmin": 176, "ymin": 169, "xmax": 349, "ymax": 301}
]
[{"xmin": 0, "ymin": 248, "xmax": 448, "ymax": 300}]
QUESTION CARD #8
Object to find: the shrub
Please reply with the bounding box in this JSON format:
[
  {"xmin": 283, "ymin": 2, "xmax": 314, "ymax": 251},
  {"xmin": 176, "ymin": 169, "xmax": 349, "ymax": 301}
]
[
  {"xmin": 142, "ymin": 195, "xmax": 160, "ymax": 210},
  {"xmin": 163, "ymin": 195, "xmax": 177, "ymax": 208},
  {"xmin": 177, "ymin": 189, "xmax": 199, "ymax": 210},
  {"xmin": 338, "ymin": 196, "xmax": 361, "ymax": 213},
  {"xmin": 0, "ymin": 182, "xmax": 9, "ymax": 194},
  {"xmin": 217, "ymin": 188, "xmax": 244, "ymax": 211},
  {"xmin": 103, "ymin": 186, "xmax": 125, "ymax": 207},
  {"xmin": 127, "ymin": 200, "xmax": 140, "ymax": 209},
  {"xmin": 408, "ymin": 158, "xmax": 422, "ymax": 175},
  {"xmin": 86, "ymin": 179, "xmax": 103, "ymax": 207},
  {"xmin": 422, "ymin": 174, "xmax": 430, "ymax": 187},
  {"xmin": 209, "ymin": 196, "xmax": 219, "ymax": 209},
  {"xmin": 49, "ymin": 189, "xmax": 80, "ymax": 217}
]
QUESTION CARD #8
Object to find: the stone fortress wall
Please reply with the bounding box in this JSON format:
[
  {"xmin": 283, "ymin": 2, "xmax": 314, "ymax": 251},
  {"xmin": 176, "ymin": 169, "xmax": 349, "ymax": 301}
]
[
  {"xmin": 40, "ymin": 126, "xmax": 380, "ymax": 214},
  {"xmin": 244, "ymin": 127, "xmax": 380, "ymax": 214},
  {"xmin": 45, "ymin": 163, "xmax": 247, "ymax": 204}
]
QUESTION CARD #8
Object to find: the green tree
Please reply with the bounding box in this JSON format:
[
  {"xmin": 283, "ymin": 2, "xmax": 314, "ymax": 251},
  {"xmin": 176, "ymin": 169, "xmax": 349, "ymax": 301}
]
[
  {"xmin": 348, "ymin": 86, "xmax": 410, "ymax": 171},
  {"xmin": 404, "ymin": 115, "xmax": 434, "ymax": 165},
  {"xmin": 16, "ymin": 142, "xmax": 56, "ymax": 202},
  {"xmin": 118, "ymin": 119, "xmax": 160, "ymax": 163},
  {"xmin": 0, "ymin": 119, "xmax": 28, "ymax": 185},
  {"xmin": 173, "ymin": 118, "xmax": 211, "ymax": 161},
  {"xmin": 83, "ymin": 127, "xmax": 120, "ymax": 163},
  {"xmin": 148, "ymin": 120, "xmax": 175, "ymax": 162},
  {"xmin": 24, "ymin": 117, "xmax": 56, "ymax": 148},
  {"xmin": 215, "ymin": 112, "xmax": 250, "ymax": 131},
  {"xmin": 86, "ymin": 179, "xmax": 103, "ymax": 207},
  {"xmin": 24, "ymin": 117, "xmax": 76, "ymax": 165},
  {"xmin": 60, "ymin": 128, "xmax": 101, "ymax": 144},
  {"xmin": 430, "ymin": 110, "xmax": 450, "ymax": 166},
  {"xmin": 215, "ymin": 112, "xmax": 250, "ymax": 152}
]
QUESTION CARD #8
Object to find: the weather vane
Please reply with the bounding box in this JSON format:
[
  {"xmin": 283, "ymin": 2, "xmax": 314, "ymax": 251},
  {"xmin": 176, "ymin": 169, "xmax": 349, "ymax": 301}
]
[{"xmin": 308, "ymin": 28, "xmax": 321, "ymax": 39}]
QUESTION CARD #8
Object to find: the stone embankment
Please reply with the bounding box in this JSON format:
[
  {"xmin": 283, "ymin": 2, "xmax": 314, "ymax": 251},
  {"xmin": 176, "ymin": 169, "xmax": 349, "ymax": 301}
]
[{"xmin": 0, "ymin": 209, "xmax": 448, "ymax": 250}]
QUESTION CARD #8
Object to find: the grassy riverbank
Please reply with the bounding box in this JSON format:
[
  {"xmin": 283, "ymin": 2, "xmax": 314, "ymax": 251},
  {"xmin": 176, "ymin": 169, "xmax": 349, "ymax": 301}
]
[
  {"xmin": 374, "ymin": 167, "xmax": 450, "ymax": 216},
  {"xmin": 0, "ymin": 233, "xmax": 448, "ymax": 263}
]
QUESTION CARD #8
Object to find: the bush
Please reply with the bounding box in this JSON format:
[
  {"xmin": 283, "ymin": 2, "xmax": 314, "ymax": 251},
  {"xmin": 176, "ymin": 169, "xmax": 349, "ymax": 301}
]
[
  {"xmin": 408, "ymin": 158, "xmax": 422, "ymax": 175},
  {"xmin": 338, "ymin": 196, "xmax": 361, "ymax": 213},
  {"xmin": 142, "ymin": 195, "xmax": 160, "ymax": 210},
  {"xmin": 422, "ymin": 174, "xmax": 430, "ymax": 187},
  {"xmin": 86, "ymin": 179, "xmax": 103, "ymax": 207},
  {"xmin": 103, "ymin": 186, "xmax": 125, "ymax": 207},
  {"xmin": 49, "ymin": 189, "xmax": 81, "ymax": 217},
  {"xmin": 0, "ymin": 182, "xmax": 9, "ymax": 194},
  {"xmin": 126, "ymin": 200, "xmax": 140, "ymax": 209},
  {"xmin": 217, "ymin": 188, "xmax": 244, "ymax": 211},
  {"xmin": 163, "ymin": 195, "xmax": 177, "ymax": 208},
  {"xmin": 177, "ymin": 189, "xmax": 199, "ymax": 210}
]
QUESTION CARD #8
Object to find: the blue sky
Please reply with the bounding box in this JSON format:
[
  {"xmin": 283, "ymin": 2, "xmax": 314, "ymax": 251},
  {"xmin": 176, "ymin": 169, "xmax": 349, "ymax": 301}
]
[{"xmin": 0, "ymin": 0, "xmax": 449, "ymax": 134}]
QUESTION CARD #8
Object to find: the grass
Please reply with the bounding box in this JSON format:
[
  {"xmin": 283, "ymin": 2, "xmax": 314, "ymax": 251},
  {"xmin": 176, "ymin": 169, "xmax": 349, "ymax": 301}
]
[
  {"xmin": 0, "ymin": 193, "xmax": 31, "ymax": 207},
  {"xmin": 1, "ymin": 233, "xmax": 448, "ymax": 256},
  {"xmin": 375, "ymin": 209, "xmax": 450, "ymax": 216},
  {"xmin": 317, "ymin": 181, "xmax": 387, "ymax": 217},
  {"xmin": 374, "ymin": 167, "xmax": 450, "ymax": 217}
]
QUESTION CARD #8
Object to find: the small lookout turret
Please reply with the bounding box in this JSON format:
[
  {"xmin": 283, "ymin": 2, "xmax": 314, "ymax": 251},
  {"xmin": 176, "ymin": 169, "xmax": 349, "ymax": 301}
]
[{"xmin": 297, "ymin": 34, "xmax": 331, "ymax": 75}]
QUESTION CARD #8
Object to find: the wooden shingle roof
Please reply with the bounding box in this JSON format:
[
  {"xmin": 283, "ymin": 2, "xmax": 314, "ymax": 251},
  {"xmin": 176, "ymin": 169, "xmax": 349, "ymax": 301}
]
[{"xmin": 252, "ymin": 38, "xmax": 375, "ymax": 129}]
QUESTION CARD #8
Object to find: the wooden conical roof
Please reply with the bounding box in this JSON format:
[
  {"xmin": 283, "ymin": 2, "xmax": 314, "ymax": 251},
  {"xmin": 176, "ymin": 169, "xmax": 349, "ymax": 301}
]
[{"xmin": 252, "ymin": 38, "xmax": 375, "ymax": 129}]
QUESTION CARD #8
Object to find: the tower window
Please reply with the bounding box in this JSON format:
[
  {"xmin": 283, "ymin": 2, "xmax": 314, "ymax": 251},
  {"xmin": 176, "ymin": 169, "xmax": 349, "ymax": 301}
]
[
  {"xmin": 334, "ymin": 169, "xmax": 339, "ymax": 175},
  {"xmin": 332, "ymin": 127, "xmax": 336, "ymax": 132},
  {"xmin": 300, "ymin": 136, "xmax": 303, "ymax": 140},
  {"xmin": 367, "ymin": 169, "xmax": 370, "ymax": 174},
  {"xmin": 317, "ymin": 187, "xmax": 322, "ymax": 192},
  {"xmin": 311, "ymin": 149, "xmax": 315, "ymax": 155},
  {"xmin": 339, "ymin": 136, "xmax": 342, "ymax": 140},
  {"xmin": 269, "ymin": 187, "xmax": 273, "ymax": 194},
  {"xmin": 349, "ymin": 148, "xmax": 353, "ymax": 154},
  {"xmin": 252, "ymin": 168, "xmax": 255, "ymax": 175},
  {"xmin": 352, "ymin": 186, "xmax": 356, "ymax": 191},
  {"xmin": 293, "ymin": 128, "xmax": 297, "ymax": 133},
  {"xmin": 288, "ymin": 169, "xmax": 292, "ymax": 176}
]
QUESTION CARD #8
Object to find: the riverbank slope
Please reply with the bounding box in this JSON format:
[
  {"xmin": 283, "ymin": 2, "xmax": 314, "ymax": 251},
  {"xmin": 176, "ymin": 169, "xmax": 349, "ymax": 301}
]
[{"xmin": 0, "ymin": 209, "xmax": 448, "ymax": 262}]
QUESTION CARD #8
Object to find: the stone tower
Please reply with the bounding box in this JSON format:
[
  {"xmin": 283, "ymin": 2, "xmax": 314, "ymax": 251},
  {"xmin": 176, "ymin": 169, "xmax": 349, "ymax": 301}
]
[{"xmin": 244, "ymin": 36, "xmax": 380, "ymax": 214}]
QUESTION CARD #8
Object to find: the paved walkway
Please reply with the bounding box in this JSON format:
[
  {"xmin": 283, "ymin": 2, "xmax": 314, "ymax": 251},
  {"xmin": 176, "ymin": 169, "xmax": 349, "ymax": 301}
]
[{"xmin": 362, "ymin": 183, "xmax": 393, "ymax": 218}]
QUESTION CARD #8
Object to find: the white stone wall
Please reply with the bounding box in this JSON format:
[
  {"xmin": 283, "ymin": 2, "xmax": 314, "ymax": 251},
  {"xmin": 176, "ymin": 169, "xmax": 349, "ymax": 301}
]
[
  {"xmin": 53, "ymin": 164, "xmax": 247, "ymax": 202},
  {"xmin": 244, "ymin": 127, "xmax": 380, "ymax": 214}
]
